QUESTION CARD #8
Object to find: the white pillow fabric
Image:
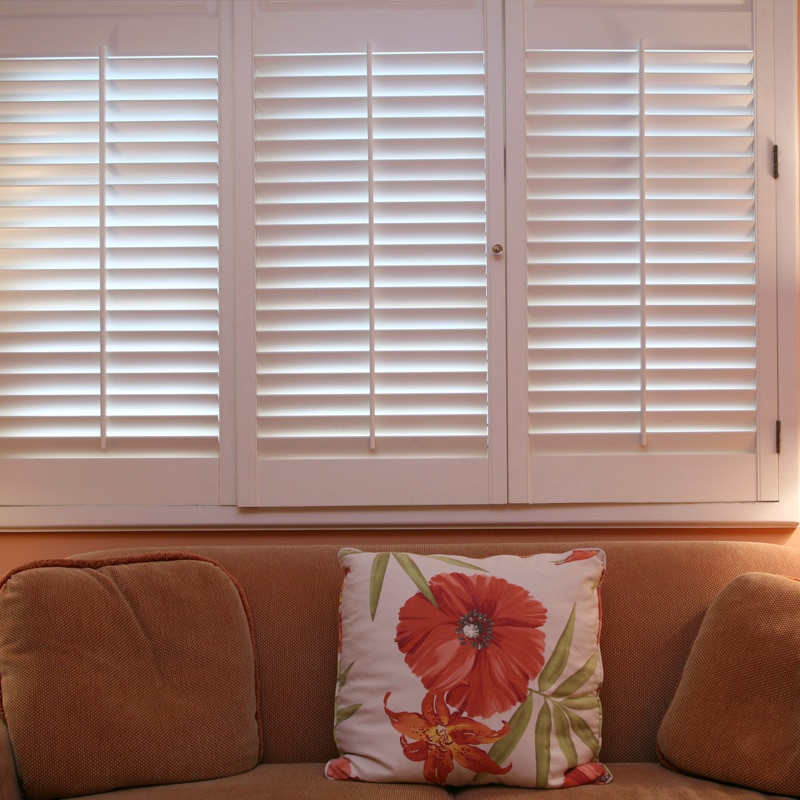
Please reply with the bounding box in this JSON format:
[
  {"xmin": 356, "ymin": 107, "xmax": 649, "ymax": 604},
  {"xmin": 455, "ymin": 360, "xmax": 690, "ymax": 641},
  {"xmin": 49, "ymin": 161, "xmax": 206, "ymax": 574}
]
[{"xmin": 326, "ymin": 549, "xmax": 611, "ymax": 789}]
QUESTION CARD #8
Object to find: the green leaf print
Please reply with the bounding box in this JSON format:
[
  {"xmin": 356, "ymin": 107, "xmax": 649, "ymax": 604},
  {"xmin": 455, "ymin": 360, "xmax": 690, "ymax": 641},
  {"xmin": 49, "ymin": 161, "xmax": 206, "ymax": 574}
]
[
  {"xmin": 550, "ymin": 648, "xmax": 599, "ymax": 699},
  {"xmin": 552, "ymin": 703, "xmax": 579, "ymax": 770},
  {"xmin": 369, "ymin": 552, "xmax": 390, "ymax": 620},
  {"xmin": 563, "ymin": 705, "xmax": 600, "ymax": 757},
  {"xmin": 335, "ymin": 703, "xmax": 362, "ymax": 726},
  {"xmin": 534, "ymin": 699, "xmax": 552, "ymax": 788},
  {"xmin": 528, "ymin": 606, "xmax": 602, "ymax": 784},
  {"xmin": 369, "ymin": 552, "xmax": 445, "ymax": 618},
  {"xmin": 392, "ymin": 552, "xmax": 438, "ymax": 608},
  {"xmin": 476, "ymin": 690, "xmax": 534, "ymax": 780},
  {"xmin": 338, "ymin": 659, "xmax": 355, "ymax": 689},
  {"xmin": 428, "ymin": 555, "xmax": 489, "ymax": 572},
  {"xmin": 537, "ymin": 604, "xmax": 576, "ymax": 692},
  {"xmin": 558, "ymin": 694, "xmax": 600, "ymax": 712}
]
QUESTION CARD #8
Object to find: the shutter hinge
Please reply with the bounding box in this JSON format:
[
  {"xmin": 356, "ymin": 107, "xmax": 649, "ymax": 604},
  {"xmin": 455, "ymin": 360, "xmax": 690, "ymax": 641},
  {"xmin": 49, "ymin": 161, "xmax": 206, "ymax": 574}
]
[
  {"xmin": 773, "ymin": 144, "xmax": 779, "ymax": 179},
  {"xmin": 776, "ymin": 419, "xmax": 782, "ymax": 454}
]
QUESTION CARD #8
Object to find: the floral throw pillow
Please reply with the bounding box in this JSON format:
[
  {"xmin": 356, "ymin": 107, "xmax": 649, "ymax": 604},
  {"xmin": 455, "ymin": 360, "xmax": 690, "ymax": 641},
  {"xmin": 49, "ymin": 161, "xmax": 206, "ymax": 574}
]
[{"xmin": 325, "ymin": 549, "xmax": 611, "ymax": 788}]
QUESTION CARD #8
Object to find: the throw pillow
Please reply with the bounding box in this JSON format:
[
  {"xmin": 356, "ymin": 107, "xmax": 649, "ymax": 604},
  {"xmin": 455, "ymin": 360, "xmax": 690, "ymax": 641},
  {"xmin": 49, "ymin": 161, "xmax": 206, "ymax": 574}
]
[
  {"xmin": 657, "ymin": 571, "xmax": 800, "ymax": 797},
  {"xmin": 325, "ymin": 548, "xmax": 611, "ymax": 788},
  {"xmin": 0, "ymin": 553, "xmax": 261, "ymax": 800}
]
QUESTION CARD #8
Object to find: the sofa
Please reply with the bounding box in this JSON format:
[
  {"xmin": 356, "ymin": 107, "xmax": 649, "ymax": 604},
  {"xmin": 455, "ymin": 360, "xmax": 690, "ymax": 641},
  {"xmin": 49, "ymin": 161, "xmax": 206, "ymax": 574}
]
[{"xmin": 0, "ymin": 539, "xmax": 798, "ymax": 800}]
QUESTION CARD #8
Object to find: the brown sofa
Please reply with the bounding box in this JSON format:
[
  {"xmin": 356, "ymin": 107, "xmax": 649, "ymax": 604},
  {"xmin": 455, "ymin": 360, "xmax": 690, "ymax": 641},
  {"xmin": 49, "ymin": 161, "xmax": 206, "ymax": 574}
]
[{"xmin": 0, "ymin": 540, "xmax": 798, "ymax": 800}]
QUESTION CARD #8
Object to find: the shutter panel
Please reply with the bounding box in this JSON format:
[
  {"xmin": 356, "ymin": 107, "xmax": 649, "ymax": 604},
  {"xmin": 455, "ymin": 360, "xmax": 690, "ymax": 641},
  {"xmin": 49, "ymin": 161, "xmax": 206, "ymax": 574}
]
[
  {"xmin": 246, "ymin": 1, "xmax": 503, "ymax": 506},
  {"xmin": 0, "ymin": 49, "xmax": 221, "ymax": 504},
  {"xmin": 510, "ymin": 0, "xmax": 778, "ymax": 504}
]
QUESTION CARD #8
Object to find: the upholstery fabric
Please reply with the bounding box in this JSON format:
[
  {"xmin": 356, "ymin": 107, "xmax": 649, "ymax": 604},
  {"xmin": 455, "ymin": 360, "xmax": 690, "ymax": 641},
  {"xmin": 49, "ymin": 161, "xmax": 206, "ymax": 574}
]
[
  {"xmin": 0, "ymin": 719, "xmax": 21, "ymax": 800},
  {"xmin": 77, "ymin": 764, "xmax": 451, "ymax": 800},
  {"xmin": 326, "ymin": 549, "xmax": 609, "ymax": 788},
  {"xmin": 657, "ymin": 572, "xmax": 800, "ymax": 797},
  {"xmin": 76, "ymin": 540, "xmax": 800, "ymax": 769},
  {"xmin": 70, "ymin": 763, "xmax": 798, "ymax": 800},
  {"xmin": 0, "ymin": 554, "xmax": 261, "ymax": 800},
  {"xmin": 452, "ymin": 762, "xmax": 798, "ymax": 799}
]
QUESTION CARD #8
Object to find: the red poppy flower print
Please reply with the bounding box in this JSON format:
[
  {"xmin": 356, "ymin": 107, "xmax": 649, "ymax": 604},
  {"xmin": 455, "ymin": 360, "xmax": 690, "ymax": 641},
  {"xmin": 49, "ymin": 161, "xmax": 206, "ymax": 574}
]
[
  {"xmin": 384, "ymin": 691, "xmax": 511, "ymax": 784},
  {"xmin": 395, "ymin": 572, "xmax": 547, "ymax": 718}
]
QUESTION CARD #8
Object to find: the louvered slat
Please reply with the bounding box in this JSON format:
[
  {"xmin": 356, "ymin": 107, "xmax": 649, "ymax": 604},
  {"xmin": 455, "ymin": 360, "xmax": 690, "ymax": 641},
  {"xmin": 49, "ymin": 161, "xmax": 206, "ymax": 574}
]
[
  {"xmin": 526, "ymin": 48, "xmax": 756, "ymax": 458},
  {"xmin": 0, "ymin": 57, "xmax": 101, "ymax": 455},
  {"xmin": 254, "ymin": 50, "xmax": 489, "ymax": 461},
  {"xmin": 0, "ymin": 54, "xmax": 220, "ymax": 457}
]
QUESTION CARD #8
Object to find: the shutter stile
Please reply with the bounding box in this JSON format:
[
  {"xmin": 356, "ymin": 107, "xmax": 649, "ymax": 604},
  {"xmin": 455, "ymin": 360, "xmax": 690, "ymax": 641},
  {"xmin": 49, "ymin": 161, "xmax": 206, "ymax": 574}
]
[{"xmin": 254, "ymin": 49, "xmax": 489, "ymax": 463}]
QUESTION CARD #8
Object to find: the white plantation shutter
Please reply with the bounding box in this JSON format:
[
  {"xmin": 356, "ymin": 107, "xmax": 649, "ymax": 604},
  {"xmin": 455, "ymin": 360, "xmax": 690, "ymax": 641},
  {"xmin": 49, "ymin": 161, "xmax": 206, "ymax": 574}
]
[
  {"xmin": 244, "ymin": 0, "xmax": 506, "ymax": 506},
  {"xmin": 507, "ymin": 0, "xmax": 779, "ymax": 504},
  {"xmin": 0, "ymin": 3, "xmax": 221, "ymax": 505},
  {"xmin": 1, "ymin": 0, "xmax": 795, "ymax": 523}
]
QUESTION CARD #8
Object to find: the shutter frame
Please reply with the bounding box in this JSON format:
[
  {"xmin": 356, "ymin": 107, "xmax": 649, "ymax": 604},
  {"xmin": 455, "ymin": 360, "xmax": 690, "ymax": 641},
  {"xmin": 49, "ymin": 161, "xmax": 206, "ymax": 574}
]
[
  {"xmin": 507, "ymin": 0, "xmax": 780, "ymax": 505},
  {"xmin": 0, "ymin": 3, "xmax": 223, "ymax": 506},
  {"xmin": 243, "ymin": 0, "xmax": 507, "ymax": 507}
]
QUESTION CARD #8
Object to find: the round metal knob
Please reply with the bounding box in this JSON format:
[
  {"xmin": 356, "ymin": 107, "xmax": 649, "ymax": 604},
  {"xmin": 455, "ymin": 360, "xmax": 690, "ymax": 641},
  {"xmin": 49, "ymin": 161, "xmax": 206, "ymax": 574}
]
[{"xmin": 491, "ymin": 244, "xmax": 504, "ymax": 255}]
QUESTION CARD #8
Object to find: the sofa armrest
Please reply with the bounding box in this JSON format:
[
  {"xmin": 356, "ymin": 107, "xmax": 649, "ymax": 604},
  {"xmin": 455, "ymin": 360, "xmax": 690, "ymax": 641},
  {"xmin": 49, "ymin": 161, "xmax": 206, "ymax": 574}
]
[{"xmin": 0, "ymin": 718, "xmax": 22, "ymax": 800}]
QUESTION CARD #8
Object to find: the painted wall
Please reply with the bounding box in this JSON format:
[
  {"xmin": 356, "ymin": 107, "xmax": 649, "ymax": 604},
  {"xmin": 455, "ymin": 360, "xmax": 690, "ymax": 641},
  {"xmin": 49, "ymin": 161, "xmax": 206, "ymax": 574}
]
[{"xmin": 0, "ymin": 525, "xmax": 798, "ymax": 577}]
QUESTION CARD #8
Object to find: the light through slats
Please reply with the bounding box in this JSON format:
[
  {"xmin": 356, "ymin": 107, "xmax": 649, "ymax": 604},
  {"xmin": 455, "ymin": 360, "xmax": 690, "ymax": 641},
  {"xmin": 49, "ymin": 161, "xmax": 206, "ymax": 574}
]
[
  {"xmin": 0, "ymin": 54, "xmax": 220, "ymax": 458},
  {"xmin": 526, "ymin": 48, "xmax": 756, "ymax": 457},
  {"xmin": 254, "ymin": 50, "xmax": 489, "ymax": 460}
]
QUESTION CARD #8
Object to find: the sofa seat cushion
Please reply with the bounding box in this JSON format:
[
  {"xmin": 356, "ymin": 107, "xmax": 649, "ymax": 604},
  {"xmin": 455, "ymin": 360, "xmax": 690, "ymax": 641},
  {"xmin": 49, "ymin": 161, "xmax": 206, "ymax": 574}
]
[
  {"xmin": 71, "ymin": 763, "xmax": 798, "ymax": 800},
  {"xmin": 656, "ymin": 571, "xmax": 800, "ymax": 797},
  {"xmin": 77, "ymin": 764, "xmax": 451, "ymax": 799},
  {"xmin": 452, "ymin": 762, "xmax": 798, "ymax": 799},
  {"xmin": 0, "ymin": 553, "xmax": 261, "ymax": 800}
]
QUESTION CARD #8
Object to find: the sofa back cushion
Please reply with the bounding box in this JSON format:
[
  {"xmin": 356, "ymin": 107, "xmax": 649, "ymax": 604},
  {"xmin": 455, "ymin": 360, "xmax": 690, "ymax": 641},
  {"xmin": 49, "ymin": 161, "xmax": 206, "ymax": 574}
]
[
  {"xmin": 76, "ymin": 540, "xmax": 800, "ymax": 766},
  {"xmin": 657, "ymin": 571, "xmax": 800, "ymax": 796},
  {"xmin": 0, "ymin": 554, "xmax": 261, "ymax": 800}
]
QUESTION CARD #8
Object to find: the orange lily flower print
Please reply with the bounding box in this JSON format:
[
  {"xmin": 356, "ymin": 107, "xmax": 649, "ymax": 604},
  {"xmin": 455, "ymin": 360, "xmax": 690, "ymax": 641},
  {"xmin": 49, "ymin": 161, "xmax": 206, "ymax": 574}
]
[
  {"xmin": 384, "ymin": 691, "xmax": 512, "ymax": 784},
  {"xmin": 395, "ymin": 572, "xmax": 547, "ymax": 718}
]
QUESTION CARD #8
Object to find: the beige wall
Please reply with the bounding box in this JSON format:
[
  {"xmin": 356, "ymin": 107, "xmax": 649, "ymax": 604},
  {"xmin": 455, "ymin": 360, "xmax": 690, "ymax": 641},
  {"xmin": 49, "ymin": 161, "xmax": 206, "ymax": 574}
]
[{"xmin": 0, "ymin": 525, "xmax": 798, "ymax": 577}]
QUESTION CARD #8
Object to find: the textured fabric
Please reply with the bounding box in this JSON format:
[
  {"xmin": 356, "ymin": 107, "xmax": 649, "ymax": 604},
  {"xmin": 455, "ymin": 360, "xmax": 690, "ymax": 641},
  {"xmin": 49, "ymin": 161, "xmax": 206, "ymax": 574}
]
[
  {"xmin": 657, "ymin": 572, "xmax": 800, "ymax": 797},
  {"xmin": 0, "ymin": 554, "xmax": 261, "ymax": 800},
  {"xmin": 326, "ymin": 549, "xmax": 609, "ymax": 788},
  {"xmin": 78, "ymin": 540, "xmax": 800, "ymax": 767},
  {"xmin": 452, "ymin": 762, "xmax": 798, "ymax": 799},
  {"xmin": 78, "ymin": 763, "xmax": 451, "ymax": 800},
  {"xmin": 73, "ymin": 762, "xmax": 797, "ymax": 800},
  {"xmin": 0, "ymin": 719, "xmax": 22, "ymax": 800}
]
